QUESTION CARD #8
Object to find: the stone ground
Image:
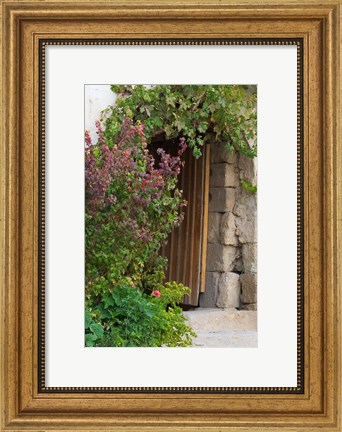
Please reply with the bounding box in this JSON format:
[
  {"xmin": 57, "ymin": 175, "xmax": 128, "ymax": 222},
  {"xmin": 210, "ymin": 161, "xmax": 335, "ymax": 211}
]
[{"xmin": 183, "ymin": 308, "xmax": 257, "ymax": 348}]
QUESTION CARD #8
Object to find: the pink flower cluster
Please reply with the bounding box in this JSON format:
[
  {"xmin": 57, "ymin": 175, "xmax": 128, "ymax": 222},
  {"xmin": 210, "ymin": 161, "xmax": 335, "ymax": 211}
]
[{"xmin": 155, "ymin": 136, "xmax": 187, "ymax": 177}]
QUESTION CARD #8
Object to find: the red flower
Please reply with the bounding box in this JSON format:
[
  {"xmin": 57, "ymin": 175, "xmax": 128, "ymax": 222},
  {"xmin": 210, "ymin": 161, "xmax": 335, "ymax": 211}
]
[{"xmin": 152, "ymin": 290, "xmax": 161, "ymax": 298}]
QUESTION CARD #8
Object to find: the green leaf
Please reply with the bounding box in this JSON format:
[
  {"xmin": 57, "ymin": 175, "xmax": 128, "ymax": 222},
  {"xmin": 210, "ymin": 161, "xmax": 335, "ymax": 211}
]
[
  {"xmin": 153, "ymin": 117, "xmax": 163, "ymax": 128},
  {"xmin": 85, "ymin": 333, "xmax": 97, "ymax": 347},
  {"xmin": 175, "ymin": 118, "xmax": 186, "ymax": 132},
  {"xmin": 240, "ymin": 178, "xmax": 257, "ymax": 193},
  {"xmin": 100, "ymin": 309, "xmax": 112, "ymax": 319},
  {"xmin": 85, "ymin": 311, "xmax": 92, "ymax": 329},
  {"xmin": 165, "ymin": 95, "xmax": 176, "ymax": 107},
  {"xmin": 103, "ymin": 293, "xmax": 115, "ymax": 309},
  {"xmin": 90, "ymin": 323, "xmax": 104, "ymax": 338}
]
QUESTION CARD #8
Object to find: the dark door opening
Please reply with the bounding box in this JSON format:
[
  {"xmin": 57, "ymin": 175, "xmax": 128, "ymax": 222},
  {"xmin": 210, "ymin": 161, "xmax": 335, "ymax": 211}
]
[{"xmin": 150, "ymin": 138, "xmax": 210, "ymax": 306}]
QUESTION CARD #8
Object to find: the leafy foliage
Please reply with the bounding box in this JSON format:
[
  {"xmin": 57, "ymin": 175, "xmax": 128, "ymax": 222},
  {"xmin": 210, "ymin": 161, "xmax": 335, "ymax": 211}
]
[
  {"xmin": 85, "ymin": 117, "xmax": 195, "ymax": 347},
  {"xmin": 240, "ymin": 178, "xmax": 257, "ymax": 193},
  {"xmin": 102, "ymin": 85, "xmax": 257, "ymax": 158},
  {"xmin": 85, "ymin": 283, "xmax": 195, "ymax": 347}
]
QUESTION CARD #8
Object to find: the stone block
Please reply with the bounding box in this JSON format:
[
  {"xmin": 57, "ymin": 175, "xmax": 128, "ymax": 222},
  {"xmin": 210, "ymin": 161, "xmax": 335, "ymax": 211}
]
[
  {"xmin": 209, "ymin": 187, "xmax": 235, "ymax": 212},
  {"xmin": 242, "ymin": 243, "xmax": 257, "ymax": 272},
  {"xmin": 243, "ymin": 303, "xmax": 257, "ymax": 311},
  {"xmin": 220, "ymin": 212, "xmax": 238, "ymax": 245},
  {"xmin": 241, "ymin": 273, "xmax": 257, "ymax": 304},
  {"xmin": 207, "ymin": 212, "xmax": 222, "ymax": 244},
  {"xmin": 235, "ymin": 212, "xmax": 257, "ymax": 244},
  {"xmin": 233, "ymin": 203, "xmax": 246, "ymax": 218},
  {"xmin": 206, "ymin": 244, "xmax": 237, "ymax": 272},
  {"xmin": 211, "ymin": 141, "xmax": 237, "ymax": 164},
  {"xmin": 239, "ymin": 154, "xmax": 257, "ymax": 183},
  {"xmin": 216, "ymin": 272, "xmax": 240, "ymax": 308},
  {"xmin": 200, "ymin": 272, "xmax": 220, "ymax": 307},
  {"xmin": 210, "ymin": 163, "xmax": 237, "ymax": 187},
  {"xmin": 236, "ymin": 189, "xmax": 257, "ymax": 212}
]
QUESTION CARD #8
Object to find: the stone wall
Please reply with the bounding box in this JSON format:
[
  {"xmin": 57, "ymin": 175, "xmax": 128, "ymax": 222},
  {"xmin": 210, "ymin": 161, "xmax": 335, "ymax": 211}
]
[{"xmin": 199, "ymin": 141, "xmax": 257, "ymax": 310}]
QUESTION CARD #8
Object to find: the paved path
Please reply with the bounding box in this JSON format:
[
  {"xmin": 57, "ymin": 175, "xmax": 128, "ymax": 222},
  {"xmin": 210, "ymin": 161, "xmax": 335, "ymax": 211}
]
[{"xmin": 183, "ymin": 308, "xmax": 257, "ymax": 348}]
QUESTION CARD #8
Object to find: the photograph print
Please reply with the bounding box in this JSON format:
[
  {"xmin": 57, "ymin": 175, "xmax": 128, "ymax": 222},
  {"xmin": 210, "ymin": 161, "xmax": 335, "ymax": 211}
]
[{"xmin": 84, "ymin": 84, "xmax": 257, "ymax": 348}]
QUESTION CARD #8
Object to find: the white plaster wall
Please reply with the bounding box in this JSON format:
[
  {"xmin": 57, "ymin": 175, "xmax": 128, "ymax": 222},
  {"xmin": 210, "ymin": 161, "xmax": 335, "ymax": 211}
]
[{"xmin": 84, "ymin": 85, "xmax": 116, "ymax": 143}]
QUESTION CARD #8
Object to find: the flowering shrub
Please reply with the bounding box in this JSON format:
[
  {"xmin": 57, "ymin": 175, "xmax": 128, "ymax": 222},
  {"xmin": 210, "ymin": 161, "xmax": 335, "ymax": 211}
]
[{"xmin": 85, "ymin": 116, "xmax": 195, "ymax": 347}]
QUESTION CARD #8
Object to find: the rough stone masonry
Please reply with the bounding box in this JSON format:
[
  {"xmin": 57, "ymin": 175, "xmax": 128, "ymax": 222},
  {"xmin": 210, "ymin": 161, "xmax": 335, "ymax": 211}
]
[{"xmin": 199, "ymin": 141, "xmax": 257, "ymax": 311}]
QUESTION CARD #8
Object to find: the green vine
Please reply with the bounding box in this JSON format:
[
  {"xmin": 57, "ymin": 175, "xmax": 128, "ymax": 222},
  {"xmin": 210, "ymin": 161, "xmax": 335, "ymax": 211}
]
[{"xmin": 101, "ymin": 85, "xmax": 257, "ymax": 159}]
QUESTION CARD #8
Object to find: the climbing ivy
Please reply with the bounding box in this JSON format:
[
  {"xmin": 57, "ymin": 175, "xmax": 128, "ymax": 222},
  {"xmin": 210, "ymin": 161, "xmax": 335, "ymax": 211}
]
[{"xmin": 101, "ymin": 85, "xmax": 257, "ymax": 159}]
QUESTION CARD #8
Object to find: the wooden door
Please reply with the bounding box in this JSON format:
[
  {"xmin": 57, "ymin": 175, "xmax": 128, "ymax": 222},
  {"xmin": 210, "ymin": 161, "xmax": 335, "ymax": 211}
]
[{"xmin": 160, "ymin": 144, "xmax": 210, "ymax": 306}]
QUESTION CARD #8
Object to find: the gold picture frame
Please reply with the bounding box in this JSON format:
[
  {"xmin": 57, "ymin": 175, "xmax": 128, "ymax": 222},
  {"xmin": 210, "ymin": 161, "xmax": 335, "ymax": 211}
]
[{"xmin": 0, "ymin": 1, "xmax": 340, "ymax": 430}]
